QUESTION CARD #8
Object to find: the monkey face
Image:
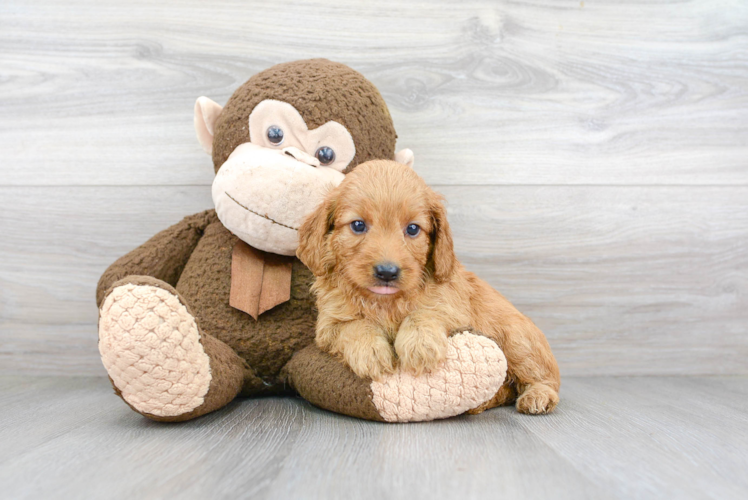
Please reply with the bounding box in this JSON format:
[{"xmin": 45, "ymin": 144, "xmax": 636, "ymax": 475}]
[
  {"xmin": 212, "ymin": 142, "xmax": 344, "ymax": 256},
  {"xmin": 207, "ymin": 100, "xmax": 353, "ymax": 255},
  {"xmin": 193, "ymin": 59, "xmax": 414, "ymax": 257}
]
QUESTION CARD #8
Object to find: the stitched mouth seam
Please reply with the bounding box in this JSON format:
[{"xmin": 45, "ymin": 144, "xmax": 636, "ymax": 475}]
[{"xmin": 225, "ymin": 192, "xmax": 299, "ymax": 231}]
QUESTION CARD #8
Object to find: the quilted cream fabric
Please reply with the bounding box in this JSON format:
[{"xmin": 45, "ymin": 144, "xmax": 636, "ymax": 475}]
[
  {"xmin": 371, "ymin": 333, "xmax": 507, "ymax": 422},
  {"xmin": 99, "ymin": 284, "xmax": 212, "ymax": 417}
]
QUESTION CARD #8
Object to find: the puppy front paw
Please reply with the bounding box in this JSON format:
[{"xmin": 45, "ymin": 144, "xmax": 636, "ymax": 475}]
[
  {"xmin": 342, "ymin": 336, "xmax": 396, "ymax": 381},
  {"xmin": 516, "ymin": 383, "xmax": 559, "ymax": 415},
  {"xmin": 394, "ymin": 323, "xmax": 448, "ymax": 376}
]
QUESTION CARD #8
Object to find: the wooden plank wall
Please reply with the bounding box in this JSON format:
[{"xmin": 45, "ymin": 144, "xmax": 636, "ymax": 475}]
[{"xmin": 1, "ymin": 0, "xmax": 746, "ymax": 376}]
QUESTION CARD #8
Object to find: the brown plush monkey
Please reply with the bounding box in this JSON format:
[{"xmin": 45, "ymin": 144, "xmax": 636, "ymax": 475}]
[{"xmin": 97, "ymin": 59, "xmax": 508, "ymax": 423}]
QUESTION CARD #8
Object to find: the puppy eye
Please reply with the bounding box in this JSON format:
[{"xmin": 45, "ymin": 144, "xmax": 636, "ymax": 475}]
[
  {"xmin": 315, "ymin": 146, "xmax": 336, "ymax": 165},
  {"xmin": 406, "ymin": 223, "xmax": 421, "ymax": 237},
  {"xmin": 267, "ymin": 125, "xmax": 284, "ymax": 145},
  {"xmin": 350, "ymin": 220, "xmax": 367, "ymax": 234}
]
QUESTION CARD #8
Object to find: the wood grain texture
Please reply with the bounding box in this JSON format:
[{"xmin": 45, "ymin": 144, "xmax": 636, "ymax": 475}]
[
  {"xmin": 0, "ymin": 376, "xmax": 746, "ymax": 499},
  {"xmin": 2, "ymin": 185, "xmax": 746, "ymax": 376},
  {"xmin": 0, "ymin": 0, "xmax": 747, "ymax": 186},
  {"xmin": 1, "ymin": 0, "xmax": 747, "ymax": 377}
]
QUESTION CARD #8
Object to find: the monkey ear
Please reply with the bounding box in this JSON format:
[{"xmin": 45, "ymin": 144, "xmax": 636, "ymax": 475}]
[
  {"xmin": 394, "ymin": 148, "xmax": 415, "ymax": 168},
  {"xmin": 297, "ymin": 194, "xmax": 337, "ymax": 277},
  {"xmin": 429, "ymin": 194, "xmax": 456, "ymax": 283},
  {"xmin": 194, "ymin": 97, "xmax": 223, "ymax": 155}
]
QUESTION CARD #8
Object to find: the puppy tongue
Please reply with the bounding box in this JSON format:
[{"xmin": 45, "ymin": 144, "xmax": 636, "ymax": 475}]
[{"xmin": 368, "ymin": 286, "xmax": 399, "ymax": 295}]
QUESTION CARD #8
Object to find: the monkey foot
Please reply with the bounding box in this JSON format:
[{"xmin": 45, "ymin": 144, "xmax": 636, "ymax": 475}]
[
  {"xmin": 98, "ymin": 282, "xmax": 212, "ymax": 418},
  {"xmin": 370, "ymin": 332, "xmax": 507, "ymax": 422}
]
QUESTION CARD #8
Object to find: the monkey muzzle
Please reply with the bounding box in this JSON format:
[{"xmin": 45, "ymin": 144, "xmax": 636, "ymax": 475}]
[{"xmin": 212, "ymin": 142, "xmax": 345, "ymax": 256}]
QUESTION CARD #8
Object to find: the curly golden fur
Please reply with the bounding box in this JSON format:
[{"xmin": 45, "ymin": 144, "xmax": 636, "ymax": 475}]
[{"xmin": 297, "ymin": 160, "xmax": 560, "ymax": 414}]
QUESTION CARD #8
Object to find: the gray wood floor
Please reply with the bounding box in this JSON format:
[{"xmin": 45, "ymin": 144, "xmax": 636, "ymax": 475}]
[{"xmin": 1, "ymin": 376, "xmax": 746, "ymax": 500}]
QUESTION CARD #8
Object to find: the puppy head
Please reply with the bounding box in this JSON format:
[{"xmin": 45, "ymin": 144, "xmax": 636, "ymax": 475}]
[{"xmin": 297, "ymin": 160, "xmax": 455, "ymax": 299}]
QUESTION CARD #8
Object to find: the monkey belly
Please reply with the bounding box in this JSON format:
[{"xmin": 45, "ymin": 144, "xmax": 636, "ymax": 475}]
[{"xmin": 175, "ymin": 211, "xmax": 317, "ymax": 385}]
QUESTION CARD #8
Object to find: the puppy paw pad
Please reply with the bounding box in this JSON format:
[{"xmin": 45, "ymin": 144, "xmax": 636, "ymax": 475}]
[
  {"xmin": 371, "ymin": 332, "xmax": 506, "ymax": 422},
  {"xmin": 99, "ymin": 284, "xmax": 211, "ymax": 417}
]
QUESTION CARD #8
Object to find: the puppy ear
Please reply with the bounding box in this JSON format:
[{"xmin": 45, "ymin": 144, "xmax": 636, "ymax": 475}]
[
  {"xmin": 297, "ymin": 194, "xmax": 337, "ymax": 277},
  {"xmin": 429, "ymin": 194, "xmax": 456, "ymax": 283}
]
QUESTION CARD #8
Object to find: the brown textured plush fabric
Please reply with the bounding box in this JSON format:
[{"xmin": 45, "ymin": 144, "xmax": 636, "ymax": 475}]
[
  {"xmin": 174, "ymin": 211, "xmax": 318, "ymax": 385},
  {"xmin": 212, "ymin": 59, "xmax": 398, "ymax": 173},
  {"xmin": 97, "ymin": 60, "xmax": 404, "ymax": 422},
  {"xmin": 96, "ymin": 211, "xmax": 214, "ymax": 307},
  {"xmin": 97, "ymin": 211, "xmax": 319, "ymax": 390},
  {"xmin": 283, "ymin": 344, "xmax": 385, "ymax": 422},
  {"xmin": 100, "ymin": 275, "xmax": 257, "ymax": 422},
  {"xmin": 98, "ymin": 210, "xmax": 390, "ymax": 420}
]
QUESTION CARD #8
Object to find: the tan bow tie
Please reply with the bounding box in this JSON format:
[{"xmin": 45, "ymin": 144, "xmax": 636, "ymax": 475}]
[{"xmin": 229, "ymin": 240, "xmax": 293, "ymax": 319}]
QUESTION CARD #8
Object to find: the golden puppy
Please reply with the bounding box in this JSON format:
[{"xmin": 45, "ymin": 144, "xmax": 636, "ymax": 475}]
[{"xmin": 297, "ymin": 160, "xmax": 560, "ymax": 414}]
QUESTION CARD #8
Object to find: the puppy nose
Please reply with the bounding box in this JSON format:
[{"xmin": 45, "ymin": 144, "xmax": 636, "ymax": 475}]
[{"xmin": 374, "ymin": 263, "xmax": 400, "ymax": 282}]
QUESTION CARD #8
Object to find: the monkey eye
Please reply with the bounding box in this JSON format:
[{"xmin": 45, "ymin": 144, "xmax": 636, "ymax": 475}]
[
  {"xmin": 315, "ymin": 146, "xmax": 336, "ymax": 165},
  {"xmin": 350, "ymin": 220, "xmax": 367, "ymax": 234},
  {"xmin": 267, "ymin": 125, "xmax": 284, "ymax": 145},
  {"xmin": 406, "ymin": 223, "xmax": 421, "ymax": 237}
]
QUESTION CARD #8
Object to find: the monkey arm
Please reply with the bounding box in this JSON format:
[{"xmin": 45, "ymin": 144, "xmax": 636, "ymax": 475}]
[
  {"xmin": 282, "ymin": 343, "xmax": 387, "ymax": 421},
  {"xmin": 283, "ymin": 329, "xmax": 508, "ymax": 422},
  {"xmin": 96, "ymin": 210, "xmax": 216, "ymax": 307}
]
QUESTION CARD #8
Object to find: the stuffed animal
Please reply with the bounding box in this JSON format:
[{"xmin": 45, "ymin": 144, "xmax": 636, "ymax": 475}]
[{"xmin": 96, "ymin": 59, "xmax": 509, "ymax": 423}]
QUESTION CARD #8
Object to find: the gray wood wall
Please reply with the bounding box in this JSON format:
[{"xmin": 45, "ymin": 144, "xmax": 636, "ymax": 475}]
[{"xmin": 1, "ymin": 0, "xmax": 746, "ymax": 376}]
